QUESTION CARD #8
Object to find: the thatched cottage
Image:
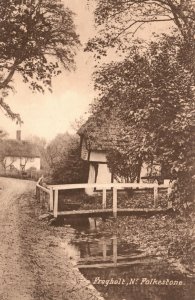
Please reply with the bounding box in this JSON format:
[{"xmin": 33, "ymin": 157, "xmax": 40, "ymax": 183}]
[
  {"xmin": 78, "ymin": 116, "xmax": 165, "ymax": 194},
  {"xmin": 0, "ymin": 130, "xmax": 41, "ymax": 174}
]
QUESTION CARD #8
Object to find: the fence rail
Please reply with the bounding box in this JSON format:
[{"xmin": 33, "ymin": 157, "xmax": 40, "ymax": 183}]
[
  {"xmin": 36, "ymin": 178, "xmax": 172, "ymax": 218},
  {"xmin": 48, "ymin": 182, "xmax": 170, "ymax": 190}
]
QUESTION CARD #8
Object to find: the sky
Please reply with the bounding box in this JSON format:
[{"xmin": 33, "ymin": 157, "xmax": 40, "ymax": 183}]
[
  {"xmin": 0, "ymin": 0, "xmax": 173, "ymax": 142},
  {"xmin": 0, "ymin": 0, "xmax": 95, "ymax": 141}
]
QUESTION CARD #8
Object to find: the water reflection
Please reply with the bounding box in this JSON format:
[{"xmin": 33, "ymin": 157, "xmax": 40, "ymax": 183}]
[
  {"xmin": 64, "ymin": 217, "xmax": 194, "ymax": 300},
  {"xmin": 68, "ymin": 218, "xmax": 144, "ymax": 269},
  {"xmin": 74, "ymin": 235, "xmax": 149, "ymax": 269}
]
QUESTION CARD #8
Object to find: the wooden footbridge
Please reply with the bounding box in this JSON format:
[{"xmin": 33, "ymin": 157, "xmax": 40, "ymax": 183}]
[{"xmin": 36, "ymin": 178, "xmax": 172, "ymax": 218}]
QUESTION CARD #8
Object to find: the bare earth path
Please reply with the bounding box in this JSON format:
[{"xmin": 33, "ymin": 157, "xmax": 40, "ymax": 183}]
[{"xmin": 0, "ymin": 177, "xmax": 103, "ymax": 300}]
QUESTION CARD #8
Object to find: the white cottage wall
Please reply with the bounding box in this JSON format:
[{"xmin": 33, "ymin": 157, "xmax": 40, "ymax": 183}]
[
  {"xmin": 89, "ymin": 151, "xmax": 107, "ymax": 162},
  {"xmin": 26, "ymin": 157, "xmax": 41, "ymax": 170},
  {"xmin": 83, "ymin": 147, "xmax": 167, "ymax": 195},
  {"xmin": 3, "ymin": 157, "xmax": 40, "ymax": 171}
]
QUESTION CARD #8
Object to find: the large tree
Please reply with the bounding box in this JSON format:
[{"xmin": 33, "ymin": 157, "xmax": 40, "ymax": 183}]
[
  {"xmin": 87, "ymin": 0, "xmax": 195, "ymax": 77},
  {"xmin": 86, "ymin": 0, "xmax": 195, "ymax": 213},
  {"xmin": 91, "ymin": 34, "xmax": 195, "ymax": 211},
  {"xmin": 0, "ymin": 0, "xmax": 80, "ymax": 122}
]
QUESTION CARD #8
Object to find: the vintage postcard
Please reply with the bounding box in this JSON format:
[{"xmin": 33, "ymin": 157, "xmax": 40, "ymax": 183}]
[{"xmin": 0, "ymin": 1, "xmax": 194, "ymax": 299}]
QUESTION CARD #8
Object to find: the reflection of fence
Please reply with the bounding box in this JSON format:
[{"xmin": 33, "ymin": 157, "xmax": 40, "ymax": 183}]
[
  {"xmin": 77, "ymin": 236, "xmax": 153, "ymax": 269},
  {"xmin": 36, "ymin": 178, "xmax": 172, "ymax": 218}
]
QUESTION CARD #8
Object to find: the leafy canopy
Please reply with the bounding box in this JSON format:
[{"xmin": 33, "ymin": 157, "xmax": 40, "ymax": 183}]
[
  {"xmin": 87, "ymin": 0, "xmax": 195, "ymax": 54},
  {"xmin": 0, "ymin": 0, "xmax": 80, "ymax": 122}
]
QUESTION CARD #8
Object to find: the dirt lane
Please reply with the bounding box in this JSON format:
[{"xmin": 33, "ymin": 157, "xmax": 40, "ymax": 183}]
[{"xmin": 0, "ymin": 177, "xmax": 103, "ymax": 300}]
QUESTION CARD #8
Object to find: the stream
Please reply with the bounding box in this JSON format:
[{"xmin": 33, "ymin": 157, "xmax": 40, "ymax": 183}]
[{"xmin": 59, "ymin": 217, "xmax": 194, "ymax": 300}]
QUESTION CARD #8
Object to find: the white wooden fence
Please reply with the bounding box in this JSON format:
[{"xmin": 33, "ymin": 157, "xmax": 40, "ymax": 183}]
[
  {"xmin": 36, "ymin": 179, "xmax": 172, "ymax": 218},
  {"xmin": 36, "ymin": 176, "xmax": 51, "ymax": 209}
]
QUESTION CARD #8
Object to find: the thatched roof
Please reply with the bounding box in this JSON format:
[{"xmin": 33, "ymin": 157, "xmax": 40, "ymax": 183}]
[
  {"xmin": 0, "ymin": 139, "xmax": 40, "ymax": 158},
  {"xmin": 78, "ymin": 115, "xmax": 130, "ymax": 151}
]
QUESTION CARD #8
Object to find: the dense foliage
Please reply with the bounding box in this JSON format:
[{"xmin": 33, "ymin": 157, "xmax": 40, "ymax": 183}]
[
  {"xmin": 85, "ymin": 0, "xmax": 195, "ymax": 213},
  {"xmin": 0, "ymin": 0, "xmax": 80, "ymax": 122},
  {"xmin": 26, "ymin": 135, "xmax": 48, "ymax": 170},
  {"xmin": 46, "ymin": 133, "xmax": 88, "ymax": 184},
  {"xmin": 90, "ymin": 34, "xmax": 195, "ymax": 212}
]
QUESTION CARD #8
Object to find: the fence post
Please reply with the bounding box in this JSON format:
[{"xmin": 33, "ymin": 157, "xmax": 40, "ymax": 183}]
[
  {"xmin": 113, "ymin": 236, "xmax": 117, "ymax": 266},
  {"xmin": 49, "ymin": 187, "xmax": 54, "ymax": 211},
  {"xmin": 167, "ymin": 186, "xmax": 172, "ymax": 208},
  {"xmin": 154, "ymin": 184, "xmax": 158, "ymax": 208},
  {"xmin": 113, "ymin": 187, "xmax": 117, "ymax": 218},
  {"xmin": 102, "ymin": 189, "xmax": 107, "ymax": 209},
  {"xmin": 102, "ymin": 239, "xmax": 107, "ymax": 260},
  {"xmin": 36, "ymin": 186, "xmax": 40, "ymax": 202},
  {"xmin": 54, "ymin": 189, "xmax": 58, "ymax": 218}
]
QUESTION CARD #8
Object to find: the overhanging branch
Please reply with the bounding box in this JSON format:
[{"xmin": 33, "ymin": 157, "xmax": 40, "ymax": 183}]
[
  {"xmin": 0, "ymin": 97, "xmax": 23, "ymax": 124},
  {"xmin": 112, "ymin": 17, "xmax": 174, "ymax": 41},
  {"xmin": 0, "ymin": 59, "xmax": 21, "ymax": 90}
]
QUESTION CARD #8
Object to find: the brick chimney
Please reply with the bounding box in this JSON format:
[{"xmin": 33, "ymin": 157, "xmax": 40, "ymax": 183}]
[{"xmin": 16, "ymin": 130, "xmax": 21, "ymax": 141}]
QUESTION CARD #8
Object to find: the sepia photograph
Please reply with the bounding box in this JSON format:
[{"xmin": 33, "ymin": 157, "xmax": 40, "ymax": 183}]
[{"xmin": 0, "ymin": 0, "xmax": 194, "ymax": 299}]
